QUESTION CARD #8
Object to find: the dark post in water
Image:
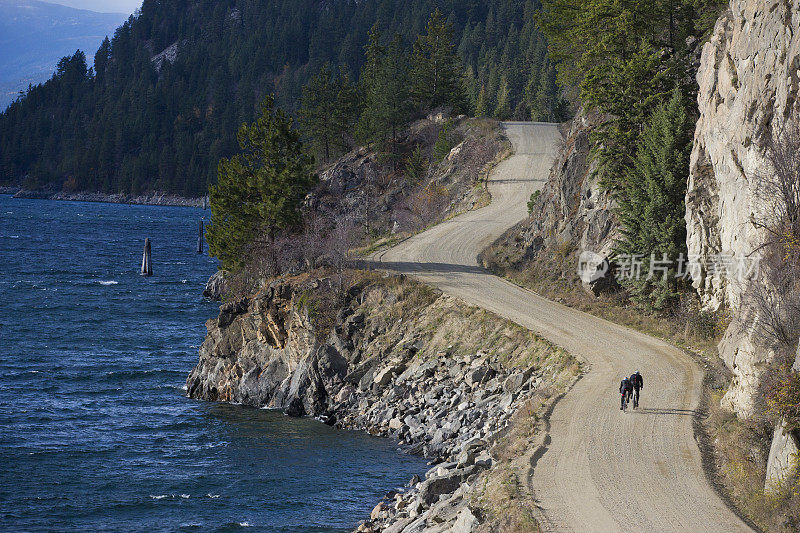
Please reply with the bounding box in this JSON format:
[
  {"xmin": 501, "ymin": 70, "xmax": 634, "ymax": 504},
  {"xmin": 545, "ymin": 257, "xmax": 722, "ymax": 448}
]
[
  {"xmin": 198, "ymin": 220, "xmax": 204, "ymax": 254},
  {"xmin": 141, "ymin": 238, "xmax": 153, "ymax": 276}
]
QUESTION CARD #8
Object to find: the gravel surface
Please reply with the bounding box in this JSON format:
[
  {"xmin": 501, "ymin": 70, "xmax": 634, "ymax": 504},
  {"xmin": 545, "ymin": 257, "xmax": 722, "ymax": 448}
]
[{"xmin": 374, "ymin": 122, "xmax": 752, "ymax": 532}]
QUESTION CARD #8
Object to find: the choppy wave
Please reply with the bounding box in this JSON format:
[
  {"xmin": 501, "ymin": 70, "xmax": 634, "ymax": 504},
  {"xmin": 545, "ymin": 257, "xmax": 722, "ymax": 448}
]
[
  {"xmin": 97, "ymin": 280, "xmax": 119, "ymax": 286},
  {"xmin": 150, "ymin": 494, "xmax": 191, "ymax": 500}
]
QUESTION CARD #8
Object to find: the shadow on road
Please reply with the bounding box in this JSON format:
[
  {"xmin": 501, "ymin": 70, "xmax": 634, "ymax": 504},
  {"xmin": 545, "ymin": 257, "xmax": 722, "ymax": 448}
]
[
  {"xmin": 633, "ymin": 407, "xmax": 699, "ymax": 417},
  {"xmin": 362, "ymin": 260, "xmax": 488, "ymax": 276},
  {"xmin": 489, "ymin": 178, "xmax": 541, "ymax": 184}
]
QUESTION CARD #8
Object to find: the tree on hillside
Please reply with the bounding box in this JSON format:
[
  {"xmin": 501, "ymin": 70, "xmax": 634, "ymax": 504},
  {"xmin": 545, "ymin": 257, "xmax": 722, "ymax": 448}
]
[
  {"xmin": 299, "ymin": 64, "xmax": 339, "ymax": 162},
  {"xmin": 410, "ymin": 9, "xmax": 466, "ymax": 112},
  {"xmin": 614, "ymin": 87, "xmax": 693, "ymax": 309},
  {"xmin": 358, "ymin": 27, "xmax": 413, "ymax": 161},
  {"xmin": 537, "ymin": 0, "xmax": 722, "ymax": 190},
  {"xmin": 583, "ymin": 40, "xmax": 668, "ymax": 191},
  {"xmin": 299, "ymin": 63, "xmax": 360, "ymax": 162},
  {"xmin": 207, "ymin": 95, "xmax": 317, "ymax": 271}
]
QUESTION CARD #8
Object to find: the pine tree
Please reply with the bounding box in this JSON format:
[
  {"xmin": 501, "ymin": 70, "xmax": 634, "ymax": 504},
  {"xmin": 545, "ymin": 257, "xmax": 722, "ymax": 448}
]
[
  {"xmin": 410, "ymin": 9, "xmax": 466, "ymax": 112},
  {"xmin": 333, "ymin": 71, "xmax": 361, "ymax": 149},
  {"xmin": 583, "ymin": 40, "xmax": 668, "ymax": 192},
  {"xmin": 207, "ymin": 95, "xmax": 316, "ymax": 271},
  {"xmin": 615, "ymin": 87, "xmax": 694, "ymax": 310},
  {"xmin": 493, "ymin": 75, "xmax": 511, "ymax": 119},
  {"xmin": 475, "ymin": 84, "xmax": 488, "ymax": 117},
  {"xmin": 358, "ymin": 29, "xmax": 412, "ymax": 161},
  {"xmin": 532, "ymin": 61, "xmax": 563, "ymax": 122},
  {"xmin": 299, "ymin": 63, "xmax": 339, "ymax": 162}
]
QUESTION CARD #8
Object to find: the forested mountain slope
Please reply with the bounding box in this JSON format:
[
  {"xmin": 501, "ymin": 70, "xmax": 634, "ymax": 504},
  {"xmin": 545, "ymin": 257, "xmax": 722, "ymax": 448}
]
[{"xmin": 0, "ymin": 0, "xmax": 562, "ymax": 197}]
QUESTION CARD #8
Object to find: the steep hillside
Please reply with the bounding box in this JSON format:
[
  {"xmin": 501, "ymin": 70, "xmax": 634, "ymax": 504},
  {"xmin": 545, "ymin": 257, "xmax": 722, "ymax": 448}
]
[{"xmin": 0, "ymin": 0, "xmax": 562, "ymax": 197}]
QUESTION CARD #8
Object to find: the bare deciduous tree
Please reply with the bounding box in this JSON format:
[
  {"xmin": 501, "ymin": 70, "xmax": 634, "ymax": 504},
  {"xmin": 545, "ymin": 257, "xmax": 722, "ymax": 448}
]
[{"xmin": 744, "ymin": 120, "xmax": 800, "ymax": 350}]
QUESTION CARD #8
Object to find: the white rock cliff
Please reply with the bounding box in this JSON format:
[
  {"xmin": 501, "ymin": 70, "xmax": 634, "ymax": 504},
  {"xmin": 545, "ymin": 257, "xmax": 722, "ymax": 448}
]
[{"xmin": 686, "ymin": 0, "xmax": 800, "ymax": 417}]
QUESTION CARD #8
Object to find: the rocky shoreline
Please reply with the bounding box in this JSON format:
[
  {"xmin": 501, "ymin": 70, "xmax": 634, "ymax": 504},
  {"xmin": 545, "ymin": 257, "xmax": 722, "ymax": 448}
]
[
  {"xmin": 3, "ymin": 187, "xmax": 206, "ymax": 207},
  {"xmin": 187, "ymin": 271, "xmax": 578, "ymax": 531}
]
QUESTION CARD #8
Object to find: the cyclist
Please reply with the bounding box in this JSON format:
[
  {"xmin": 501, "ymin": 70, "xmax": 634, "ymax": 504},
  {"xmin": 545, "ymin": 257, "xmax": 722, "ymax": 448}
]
[
  {"xmin": 619, "ymin": 376, "xmax": 632, "ymax": 410},
  {"xmin": 630, "ymin": 371, "xmax": 643, "ymax": 408}
]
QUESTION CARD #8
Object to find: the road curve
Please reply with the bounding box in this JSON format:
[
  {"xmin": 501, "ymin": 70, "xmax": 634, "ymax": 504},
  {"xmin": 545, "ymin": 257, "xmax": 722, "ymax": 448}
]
[{"xmin": 374, "ymin": 123, "xmax": 751, "ymax": 532}]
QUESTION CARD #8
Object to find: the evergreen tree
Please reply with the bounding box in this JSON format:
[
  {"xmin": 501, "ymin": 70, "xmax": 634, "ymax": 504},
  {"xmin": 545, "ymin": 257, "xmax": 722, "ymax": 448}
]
[
  {"xmin": 358, "ymin": 29, "xmax": 412, "ymax": 160},
  {"xmin": 614, "ymin": 87, "xmax": 694, "ymax": 309},
  {"xmin": 299, "ymin": 63, "xmax": 339, "ymax": 162},
  {"xmin": 531, "ymin": 61, "xmax": 563, "ymax": 121},
  {"xmin": 493, "ymin": 75, "xmax": 511, "ymax": 119},
  {"xmin": 410, "ymin": 9, "xmax": 466, "ymax": 112},
  {"xmin": 538, "ymin": 0, "xmax": 723, "ymax": 190},
  {"xmin": 475, "ymin": 84, "xmax": 488, "ymax": 117},
  {"xmin": 299, "ymin": 63, "xmax": 359, "ymax": 162},
  {"xmin": 207, "ymin": 95, "xmax": 316, "ymax": 271}
]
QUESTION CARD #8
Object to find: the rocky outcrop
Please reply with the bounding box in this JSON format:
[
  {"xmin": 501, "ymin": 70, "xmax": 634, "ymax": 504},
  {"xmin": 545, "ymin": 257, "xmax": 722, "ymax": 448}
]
[
  {"xmin": 313, "ymin": 116, "xmax": 506, "ymax": 237},
  {"xmin": 686, "ymin": 0, "xmax": 800, "ymax": 417},
  {"xmin": 765, "ymin": 420, "xmax": 800, "ymax": 492},
  {"xmin": 187, "ymin": 272, "xmax": 576, "ymax": 531},
  {"xmin": 202, "ymin": 270, "xmax": 226, "ymax": 301},
  {"xmin": 530, "ymin": 111, "xmax": 617, "ymax": 260},
  {"xmin": 151, "ymin": 41, "xmax": 181, "ymax": 73},
  {"xmin": 687, "ymin": 0, "xmax": 800, "ymax": 311},
  {"xmin": 187, "ymin": 279, "xmax": 322, "ymax": 410}
]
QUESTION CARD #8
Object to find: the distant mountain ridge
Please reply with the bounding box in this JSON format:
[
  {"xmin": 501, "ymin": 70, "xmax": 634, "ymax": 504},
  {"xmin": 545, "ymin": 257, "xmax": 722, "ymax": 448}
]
[{"xmin": 0, "ymin": 0, "xmax": 127, "ymax": 109}]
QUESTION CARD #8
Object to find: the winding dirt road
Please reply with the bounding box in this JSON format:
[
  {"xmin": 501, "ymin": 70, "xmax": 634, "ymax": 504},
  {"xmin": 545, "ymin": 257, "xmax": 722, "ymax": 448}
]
[{"xmin": 375, "ymin": 123, "xmax": 751, "ymax": 532}]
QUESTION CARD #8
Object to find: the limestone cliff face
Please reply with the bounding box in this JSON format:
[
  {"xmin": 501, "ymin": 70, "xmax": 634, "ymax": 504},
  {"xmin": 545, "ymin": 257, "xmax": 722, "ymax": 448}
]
[{"xmin": 687, "ymin": 0, "xmax": 800, "ymax": 417}]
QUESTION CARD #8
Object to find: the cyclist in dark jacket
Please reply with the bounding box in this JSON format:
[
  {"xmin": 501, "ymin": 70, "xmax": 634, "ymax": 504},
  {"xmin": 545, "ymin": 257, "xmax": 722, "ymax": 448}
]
[
  {"xmin": 619, "ymin": 377, "xmax": 632, "ymax": 410},
  {"xmin": 630, "ymin": 371, "xmax": 643, "ymax": 408}
]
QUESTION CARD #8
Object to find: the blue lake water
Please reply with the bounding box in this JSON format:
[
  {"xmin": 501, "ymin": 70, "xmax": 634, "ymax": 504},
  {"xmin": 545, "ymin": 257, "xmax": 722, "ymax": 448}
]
[{"xmin": 0, "ymin": 195, "xmax": 426, "ymax": 532}]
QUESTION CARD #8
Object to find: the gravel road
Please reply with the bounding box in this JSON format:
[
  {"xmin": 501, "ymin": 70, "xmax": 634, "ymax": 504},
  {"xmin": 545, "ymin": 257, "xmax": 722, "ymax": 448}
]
[{"xmin": 375, "ymin": 122, "xmax": 752, "ymax": 532}]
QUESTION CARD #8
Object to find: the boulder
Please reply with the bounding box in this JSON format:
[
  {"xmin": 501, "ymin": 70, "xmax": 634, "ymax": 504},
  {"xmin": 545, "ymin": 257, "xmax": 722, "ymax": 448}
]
[
  {"xmin": 374, "ymin": 364, "xmax": 404, "ymax": 387},
  {"xmin": 451, "ymin": 507, "xmax": 479, "ymax": 533},
  {"xmin": 418, "ymin": 465, "xmax": 478, "ymax": 505},
  {"xmin": 502, "ymin": 372, "xmax": 526, "ymax": 393},
  {"xmin": 370, "ymin": 501, "xmax": 386, "ymax": 521}
]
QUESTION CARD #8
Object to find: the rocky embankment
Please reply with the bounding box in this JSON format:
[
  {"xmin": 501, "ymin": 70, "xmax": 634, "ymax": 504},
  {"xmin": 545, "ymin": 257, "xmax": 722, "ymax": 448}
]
[{"xmin": 187, "ymin": 271, "xmax": 577, "ymax": 531}]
